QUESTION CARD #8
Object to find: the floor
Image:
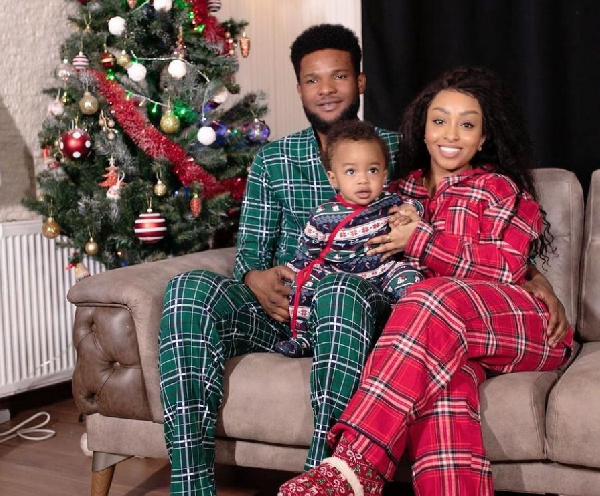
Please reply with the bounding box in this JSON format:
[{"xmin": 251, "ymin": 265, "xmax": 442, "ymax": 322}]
[{"xmin": 0, "ymin": 382, "xmax": 558, "ymax": 495}]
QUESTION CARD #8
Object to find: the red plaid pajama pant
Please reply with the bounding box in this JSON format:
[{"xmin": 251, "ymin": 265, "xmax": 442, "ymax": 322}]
[{"xmin": 329, "ymin": 277, "xmax": 573, "ymax": 496}]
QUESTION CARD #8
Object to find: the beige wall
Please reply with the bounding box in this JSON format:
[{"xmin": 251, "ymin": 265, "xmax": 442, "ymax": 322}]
[
  {"xmin": 0, "ymin": 1, "xmax": 75, "ymax": 221},
  {"xmin": 217, "ymin": 0, "xmax": 362, "ymax": 140},
  {"xmin": 0, "ymin": 0, "xmax": 360, "ymax": 220}
]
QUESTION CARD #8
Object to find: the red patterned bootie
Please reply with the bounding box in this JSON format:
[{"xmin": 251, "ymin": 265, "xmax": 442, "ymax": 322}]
[{"xmin": 278, "ymin": 437, "xmax": 385, "ymax": 496}]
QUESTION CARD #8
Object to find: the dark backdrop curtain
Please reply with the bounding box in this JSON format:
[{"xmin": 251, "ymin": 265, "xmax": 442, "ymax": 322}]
[{"xmin": 362, "ymin": 0, "xmax": 600, "ymax": 194}]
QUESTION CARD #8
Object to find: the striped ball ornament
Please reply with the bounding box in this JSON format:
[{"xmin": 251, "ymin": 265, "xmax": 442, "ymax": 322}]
[
  {"xmin": 207, "ymin": 0, "xmax": 221, "ymax": 12},
  {"xmin": 134, "ymin": 209, "xmax": 167, "ymax": 243},
  {"xmin": 72, "ymin": 51, "xmax": 90, "ymax": 71}
]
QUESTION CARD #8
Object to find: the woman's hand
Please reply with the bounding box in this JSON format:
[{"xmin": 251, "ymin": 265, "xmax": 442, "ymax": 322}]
[
  {"xmin": 521, "ymin": 265, "xmax": 570, "ymax": 347},
  {"xmin": 367, "ymin": 207, "xmax": 421, "ymax": 261}
]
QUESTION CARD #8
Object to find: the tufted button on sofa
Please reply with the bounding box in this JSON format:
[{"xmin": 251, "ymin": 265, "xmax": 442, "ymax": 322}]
[{"xmin": 68, "ymin": 168, "xmax": 600, "ymax": 495}]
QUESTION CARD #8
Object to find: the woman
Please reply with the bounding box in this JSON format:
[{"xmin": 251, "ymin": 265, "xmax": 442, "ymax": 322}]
[{"xmin": 278, "ymin": 66, "xmax": 573, "ymax": 496}]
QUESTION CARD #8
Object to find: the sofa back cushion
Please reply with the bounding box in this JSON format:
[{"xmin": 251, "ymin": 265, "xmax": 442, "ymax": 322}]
[
  {"xmin": 533, "ymin": 168, "xmax": 584, "ymax": 330},
  {"xmin": 578, "ymin": 169, "xmax": 600, "ymax": 341}
]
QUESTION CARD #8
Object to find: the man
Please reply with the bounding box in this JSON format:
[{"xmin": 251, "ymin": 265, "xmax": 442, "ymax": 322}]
[
  {"xmin": 158, "ymin": 23, "xmax": 568, "ymax": 495},
  {"xmin": 159, "ymin": 24, "xmax": 397, "ymax": 495}
]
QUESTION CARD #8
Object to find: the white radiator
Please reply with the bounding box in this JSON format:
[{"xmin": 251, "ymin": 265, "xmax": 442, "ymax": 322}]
[{"xmin": 0, "ymin": 219, "xmax": 104, "ymax": 398}]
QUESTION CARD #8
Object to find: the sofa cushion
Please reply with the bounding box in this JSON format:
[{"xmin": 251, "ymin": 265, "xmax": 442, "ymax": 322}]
[
  {"xmin": 217, "ymin": 353, "xmax": 561, "ymax": 463},
  {"xmin": 578, "ymin": 169, "xmax": 600, "ymax": 341},
  {"xmin": 217, "ymin": 353, "xmax": 314, "ymax": 446},
  {"xmin": 479, "ymin": 371, "xmax": 560, "ymax": 461},
  {"xmin": 532, "ymin": 168, "xmax": 584, "ymax": 329},
  {"xmin": 546, "ymin": 341, "xmax": 600, "ymax": 468}
]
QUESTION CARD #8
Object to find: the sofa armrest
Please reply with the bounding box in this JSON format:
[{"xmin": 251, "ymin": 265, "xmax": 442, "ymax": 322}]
[{"xmin": 68, "ymin": 247, "xmax": 236, "ymax": 422}]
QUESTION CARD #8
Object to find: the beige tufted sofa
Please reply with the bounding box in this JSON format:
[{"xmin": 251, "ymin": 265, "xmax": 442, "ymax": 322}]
[{"xmin": 68, "ymin": 168, "xmax": 600, "ymax": 495}]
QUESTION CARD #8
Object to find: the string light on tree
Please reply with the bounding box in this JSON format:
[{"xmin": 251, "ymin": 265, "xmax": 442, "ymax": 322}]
[{"xmin": 24, "ymin": 0, "xmax": 270, "ymax": 269}]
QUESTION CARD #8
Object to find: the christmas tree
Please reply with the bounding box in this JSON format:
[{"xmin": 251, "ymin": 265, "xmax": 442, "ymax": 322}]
[{"xmin": 23, "ymin": 0, "xmax": 269, "ymax": 270}]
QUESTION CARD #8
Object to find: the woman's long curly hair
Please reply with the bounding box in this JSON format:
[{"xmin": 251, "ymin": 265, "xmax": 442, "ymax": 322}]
[{"xmin": 395, "ymin": 66, "xmax": 553, "ymax": 263}]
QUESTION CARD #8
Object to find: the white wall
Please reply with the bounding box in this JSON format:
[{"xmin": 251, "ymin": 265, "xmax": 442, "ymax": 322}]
[
  {"xmin": 0, "ymin": 1, "xmax": 75, "ymax": 221},
  {"xmin": 217, "ymin": 0, "xmax": 362, "ymax": 139}
]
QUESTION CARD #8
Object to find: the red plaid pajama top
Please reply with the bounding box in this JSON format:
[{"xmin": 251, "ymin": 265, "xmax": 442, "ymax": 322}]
[{"xmin": 330, "ymin": 166, "xmax": 574, "ymax": 494}]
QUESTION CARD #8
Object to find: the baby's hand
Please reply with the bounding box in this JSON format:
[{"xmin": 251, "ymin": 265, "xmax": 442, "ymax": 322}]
[{"xmin": 389, "ymin": 204, "xmax": 417, "ymax": 227}]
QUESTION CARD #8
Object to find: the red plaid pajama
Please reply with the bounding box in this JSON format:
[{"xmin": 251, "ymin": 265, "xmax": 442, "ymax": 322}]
[{"xmin": 329, "ymin": 277, "xmax": 573, "ymax": 495}]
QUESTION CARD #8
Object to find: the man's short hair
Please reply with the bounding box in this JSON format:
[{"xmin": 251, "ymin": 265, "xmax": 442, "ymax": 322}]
[{"xmin": 290, "ymin": 24, "xmax": 362, "ymax": 81}]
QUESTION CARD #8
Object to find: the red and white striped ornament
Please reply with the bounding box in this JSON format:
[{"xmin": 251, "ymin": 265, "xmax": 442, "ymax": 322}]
[
  {"xmin": 134, "ymin": 209, "xmax": 167, "ymax": 243},
  {"xmin": 207, "ymin": 0, "xmax": 221, "ymax": 12},
  {"xmin": 72, "ymin": 51, "xmax": 90, "ymax": 71}
]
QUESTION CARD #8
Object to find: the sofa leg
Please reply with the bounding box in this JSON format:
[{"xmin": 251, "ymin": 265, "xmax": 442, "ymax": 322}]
[
  {"xmin": 91, "ymin": 466, "xmax": 115, "ymax": 496},
  {"xmin": 91, "ymin": 451, "xmax": 131, "ymax": 496}
]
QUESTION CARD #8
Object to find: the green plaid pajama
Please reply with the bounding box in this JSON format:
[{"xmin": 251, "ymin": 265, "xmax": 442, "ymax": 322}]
[{"xmin": 159, "ymin": 127, "xmax": 399, "ymax": 495}]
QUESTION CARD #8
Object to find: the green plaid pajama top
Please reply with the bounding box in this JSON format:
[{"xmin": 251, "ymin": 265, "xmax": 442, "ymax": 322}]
[
  {"xmin": 159, "ymin": 126, "xmax": 399, "ymax": 495},
  {"xmin": 234, "ymin": 126, "xmax": 399, "ymax": 277}
]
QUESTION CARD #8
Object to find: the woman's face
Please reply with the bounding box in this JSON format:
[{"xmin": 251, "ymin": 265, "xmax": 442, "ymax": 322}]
[{"xmin": 424, "ymin": 89, "xmax": 486, "ymax": 178}]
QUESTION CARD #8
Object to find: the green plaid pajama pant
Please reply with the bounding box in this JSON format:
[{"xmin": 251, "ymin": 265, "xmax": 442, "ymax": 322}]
[{"xmin": 159, "ymin": 269, "xmax": 391, "ymax": 495}]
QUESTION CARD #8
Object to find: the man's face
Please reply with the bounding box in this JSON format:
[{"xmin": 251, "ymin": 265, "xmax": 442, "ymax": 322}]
[{"xmin": 296, "ymin": 49, "xmax": 365, "ymax": 134}]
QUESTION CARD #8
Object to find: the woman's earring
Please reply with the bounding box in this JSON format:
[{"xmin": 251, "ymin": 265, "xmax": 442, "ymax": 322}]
[{"xmin": 478, "ymin": 144, "xmax": 483, "ymax": 151}]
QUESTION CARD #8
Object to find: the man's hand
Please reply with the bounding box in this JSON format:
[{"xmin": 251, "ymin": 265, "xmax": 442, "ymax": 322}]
[
  {"xmin": 244, "ymin": 266, "xmax": 295, "ymax": 322},
  {"xmin": 522, "ymin": 265, "xmax": 570, "ymax": 348}
]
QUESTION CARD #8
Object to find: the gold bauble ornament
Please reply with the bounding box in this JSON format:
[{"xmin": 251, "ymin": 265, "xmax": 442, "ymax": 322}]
[
  {"xmin": 154, "ymin": 179, "xmax": 168, "ymax": 197},
  {"xmin": 79, "ymin": 91, "xmax": 99, "ymax": 115},
  {"xmin": 42, "ymin": 217, "xmax": 60, "ymax": 239},
  {"xmin": 85, "ymin": 237, "xmax": 99, "ymax": 256},
  {"xmin": 160, "ymin": 111, "xmax": 180, "ymax": 134},
  {"xmin": 117, "ymin": 50, "xmax": 131, "ymax": 67}
]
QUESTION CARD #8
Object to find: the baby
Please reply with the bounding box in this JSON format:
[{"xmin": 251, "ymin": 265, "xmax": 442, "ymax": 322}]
[{"xmin": 275, "ymin": 120, "xmax": 423, "ymax": 358}]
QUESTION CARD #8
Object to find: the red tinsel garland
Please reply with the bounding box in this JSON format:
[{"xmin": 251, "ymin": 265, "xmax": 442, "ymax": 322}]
[
  {"xmin": 89, "ymin": 69, "xmax": 246, "ymax": 200},
  {"xmin": 190, "ymin": 0, "xmax": 228, "ymax": 52}
]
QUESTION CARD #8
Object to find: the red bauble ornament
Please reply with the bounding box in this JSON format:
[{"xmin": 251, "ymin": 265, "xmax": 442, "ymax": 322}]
[
  {"xmin": 59, "ymin": 128, "xmax": 92, "ymax": 159},
  {"xmin": 100, "ymin": 50, "xmax": 116, "ymax": 68},
  {"xmin": 134, "ymin": 209, "xmax": 167, "ymax": 243}
]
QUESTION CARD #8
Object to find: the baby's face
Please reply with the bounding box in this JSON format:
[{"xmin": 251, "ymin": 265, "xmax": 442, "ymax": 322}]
[{"xmin": 326, "ymin": 139, "xmax": 387, "ymax": 206}]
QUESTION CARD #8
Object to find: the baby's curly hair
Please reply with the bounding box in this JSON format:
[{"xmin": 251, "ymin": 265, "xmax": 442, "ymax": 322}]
[
  {"xmin": 290, "ymin": 24, "xmax": 362, "ymax": 82},
  {"xmin": 396, "ymin": 66, "xmax": 553, "ymax": 263},
  {"xmin": 322, "ymin": 120, "xmax": 389, "ymax": 172}
]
